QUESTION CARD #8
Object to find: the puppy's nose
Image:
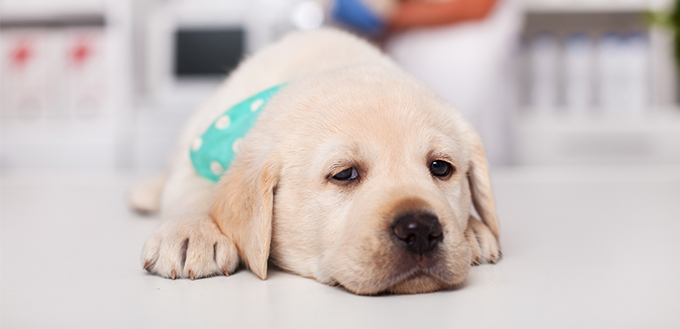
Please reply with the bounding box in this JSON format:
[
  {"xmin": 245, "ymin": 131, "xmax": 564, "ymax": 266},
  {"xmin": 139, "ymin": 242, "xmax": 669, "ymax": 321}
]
[{"xmin": 392, "ymin": 212, "xmax": 443, "ymax": 255}]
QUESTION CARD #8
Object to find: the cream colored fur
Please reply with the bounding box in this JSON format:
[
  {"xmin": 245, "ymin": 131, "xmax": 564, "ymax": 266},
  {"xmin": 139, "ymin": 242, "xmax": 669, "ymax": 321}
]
[{"xmin": 134, "ymin": 29, "xmax": 501, "ymax": 295}]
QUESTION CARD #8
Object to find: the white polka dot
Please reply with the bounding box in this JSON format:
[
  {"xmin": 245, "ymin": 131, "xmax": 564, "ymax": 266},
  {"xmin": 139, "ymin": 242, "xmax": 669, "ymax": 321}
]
[
  {"xmin": 215, "ymin": 115, "xmax": 231, "ymax": 130},
  {"xmin": 232, "ymin": 138, "xmax": 243, "ymax": 153},
  {"xmin": 210, "ymin": 161, "xmax": 224, "ymax": 176},
  {"xmin": 250, "ymin": 99, "xmax": 264, "ymax": 112},
  {"xmin": 191, "ymin": 138, "xmax": 203, "ymax": 151}
]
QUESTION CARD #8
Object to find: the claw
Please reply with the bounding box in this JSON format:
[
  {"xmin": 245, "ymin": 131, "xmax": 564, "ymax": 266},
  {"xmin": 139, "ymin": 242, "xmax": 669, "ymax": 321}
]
[
  {"xmin": 489, "ymin": 255, "xmax": 497, "ymax": 264},
  {"xmin": 171, "ymin": 269, "xmax": 176, "ymax": 280},
  {"xmin": 143, "ymin": 260, "xmax": 153, "ymax": 271},
  {"xmin": 189, "ymin": 270, "xmax": 195, "ymax": 280},
  {"xmin": 222, "ymin": 265, "xmax": 230, "ymax": 277},
  {"xmin": 471, "ymin": 254, "xmax": 481, "ymax": 266}
]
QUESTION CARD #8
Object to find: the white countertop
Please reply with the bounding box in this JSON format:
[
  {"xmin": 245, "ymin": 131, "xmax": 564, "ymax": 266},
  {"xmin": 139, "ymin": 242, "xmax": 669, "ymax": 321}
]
[{"xmin": 2, "ymin": 166, "xmax": 679, "ymax": 328}]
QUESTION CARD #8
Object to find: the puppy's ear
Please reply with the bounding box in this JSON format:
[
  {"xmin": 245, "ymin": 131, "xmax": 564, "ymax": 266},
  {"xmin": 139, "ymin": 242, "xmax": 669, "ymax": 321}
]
[
  {"xmin": 467, "ymin": 133, "xmax": 500, "ymax": 238},
  {"xmin": 211, "ymin": 151, "xmax": 279, "ymax": 280}
]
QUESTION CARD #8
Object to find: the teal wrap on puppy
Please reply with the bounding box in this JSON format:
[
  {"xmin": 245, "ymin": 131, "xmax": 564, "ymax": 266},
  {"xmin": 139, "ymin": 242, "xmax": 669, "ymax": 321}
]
[{"xmin": 190, "ymin": 84, "xmax": 286, "ymax": 182}]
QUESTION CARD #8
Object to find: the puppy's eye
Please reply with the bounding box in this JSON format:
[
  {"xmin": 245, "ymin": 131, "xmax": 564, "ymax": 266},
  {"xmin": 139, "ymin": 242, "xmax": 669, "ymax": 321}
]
[
  {"xmin": 332, "ymin": 167, "xmax": 358, "ymax": 181},
  {"xmin": 430, "ymin": 161, "xmax": 453, "ymax": 178}
]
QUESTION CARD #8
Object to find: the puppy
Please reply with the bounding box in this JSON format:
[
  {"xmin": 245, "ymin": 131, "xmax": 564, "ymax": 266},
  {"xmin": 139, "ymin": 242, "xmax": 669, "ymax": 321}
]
[{"xmin": 133, "ymin": 29, "xmax": 501, "ymax": 295}]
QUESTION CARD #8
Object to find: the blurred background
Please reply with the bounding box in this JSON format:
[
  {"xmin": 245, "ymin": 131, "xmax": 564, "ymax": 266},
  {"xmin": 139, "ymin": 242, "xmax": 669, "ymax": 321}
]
[{"xmin": 1, "ymin": 0, "xmax": 679, "ymax": 174}]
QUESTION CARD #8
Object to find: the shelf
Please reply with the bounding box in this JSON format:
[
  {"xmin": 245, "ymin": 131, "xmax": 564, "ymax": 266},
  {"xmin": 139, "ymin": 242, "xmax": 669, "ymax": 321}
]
[
  {"xmin": 513, "ymin": 109, "xmax": 680, "ymax": 165},
  {"xmin": 518, "ymin": 107, "xmax": 680, "ymax": 125},
  {"xmin": 0, "ymin": 14, "xmax": 105, "ymax": 28},
  {"xmin": 522, "ymin": 0, "xmax": 653, "ymax": 13},
  {"xmin": 0, "ymin": 0, "xmax": 105, "ymax": 27}
]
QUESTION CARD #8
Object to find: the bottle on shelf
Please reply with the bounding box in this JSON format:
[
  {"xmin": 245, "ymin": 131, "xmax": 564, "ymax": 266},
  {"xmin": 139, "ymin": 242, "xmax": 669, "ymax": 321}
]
[
  {"xmin": 597, "ymin": 32, "xmax": 651, "ymax": 117},
  {"xmin": 620, "ymin": 32, "xmax": 650, "ymax": 116},
  {"xmin": 564, "ymin": 33, "xmax": 593, "ymax": 116},
  {"xmin": 597, "ymin": 32, "xmax": 624, "ymax": 115},
  {"xmin": 529, "ymin": 32, "xmax": 560, "ymax": 113}
]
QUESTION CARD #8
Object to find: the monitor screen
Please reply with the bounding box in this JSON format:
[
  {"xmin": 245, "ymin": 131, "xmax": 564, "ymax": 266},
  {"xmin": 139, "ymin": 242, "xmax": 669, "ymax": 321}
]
[{"xmin": 174, "ymin": 28, "xmax": 244, "ymax": 77}]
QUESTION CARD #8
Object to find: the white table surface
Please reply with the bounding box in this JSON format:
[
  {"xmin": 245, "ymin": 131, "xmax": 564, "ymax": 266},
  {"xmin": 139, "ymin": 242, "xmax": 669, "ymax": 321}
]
[{"xmin": 2, "ymin": 166, "xmax": 679, "ymax": 328}]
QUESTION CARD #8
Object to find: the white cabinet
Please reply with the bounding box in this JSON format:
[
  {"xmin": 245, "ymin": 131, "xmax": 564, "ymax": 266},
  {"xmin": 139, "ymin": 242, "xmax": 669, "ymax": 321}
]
[
  {"xmin": 515, "ymin": 0, "xmax": 680, "ymax": 165},
  {"xmin": 0, "ymin": 0, "xmax": 133, "ymax": 170}
]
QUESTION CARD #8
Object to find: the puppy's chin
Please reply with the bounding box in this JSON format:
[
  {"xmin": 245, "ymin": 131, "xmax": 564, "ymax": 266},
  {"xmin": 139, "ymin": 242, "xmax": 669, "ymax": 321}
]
[
  {"xmin": 384, "ymin": 272, "xmax": 460, "ymax": 295},
  {"xmin": 337, "ymin": 269, "xmax": 467, "ymax": 295},
  {"xmin": 325, "ymin": 244, "xmax": 472, "ymax": 295}
]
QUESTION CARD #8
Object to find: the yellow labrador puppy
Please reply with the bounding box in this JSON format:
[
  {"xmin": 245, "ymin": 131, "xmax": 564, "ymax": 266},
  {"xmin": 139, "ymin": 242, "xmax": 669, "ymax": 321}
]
[{"xmin": 132, "ymin": 29, "xmax": 501, "ymax": 295}]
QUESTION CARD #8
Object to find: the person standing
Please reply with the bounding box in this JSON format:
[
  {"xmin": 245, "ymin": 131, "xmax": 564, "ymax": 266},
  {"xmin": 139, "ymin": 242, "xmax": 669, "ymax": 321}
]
[{"xmin": 333, "ymin": 0, "xmax": 523, "ymax": 165}]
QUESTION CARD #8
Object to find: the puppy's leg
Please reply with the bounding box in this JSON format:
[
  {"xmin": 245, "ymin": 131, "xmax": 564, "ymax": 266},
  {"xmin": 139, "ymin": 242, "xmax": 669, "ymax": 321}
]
[
  {"xmin": 465, "ymin": 216, "xmax": 501, "ymax": 265},
  {"xmin": 129, "ymin": 173, "xmax": 168, "ymax": 215},
  {"xmin": 142, "ymin": 166, "xmax": 239, "ymax": 279},
  {"xmin": 141, "ymin": 215, "xmax": 239, "ymax": 279}
]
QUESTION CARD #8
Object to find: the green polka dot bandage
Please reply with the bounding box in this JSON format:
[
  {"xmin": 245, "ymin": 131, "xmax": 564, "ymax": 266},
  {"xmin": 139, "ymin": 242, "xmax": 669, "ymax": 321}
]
[{"xmin": 190, "ymin": 84, "xmax": 286, "ymax": 182}]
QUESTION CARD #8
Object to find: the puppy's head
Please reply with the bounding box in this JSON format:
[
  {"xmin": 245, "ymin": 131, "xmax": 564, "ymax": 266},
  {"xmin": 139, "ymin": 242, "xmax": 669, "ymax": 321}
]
[{"xmin": 212, "ymin": 66, "xmax": 499, "ymax": 295}]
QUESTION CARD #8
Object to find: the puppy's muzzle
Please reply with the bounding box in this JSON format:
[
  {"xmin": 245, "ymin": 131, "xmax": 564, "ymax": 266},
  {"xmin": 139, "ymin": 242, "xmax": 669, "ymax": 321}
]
[{"xmin": 392, "ymin": 212, "xmax": 443, "ymax": 255}]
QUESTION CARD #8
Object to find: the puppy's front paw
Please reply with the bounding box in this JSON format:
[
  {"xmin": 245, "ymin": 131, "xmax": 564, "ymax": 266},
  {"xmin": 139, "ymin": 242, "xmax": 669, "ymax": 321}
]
[
  {"xmin": 465, "ymin": 216, "xmax": 501, "ymax": 265},
  {"xmin": 141, "ymin": 216, "xmax": 239, "ymax": 279}
]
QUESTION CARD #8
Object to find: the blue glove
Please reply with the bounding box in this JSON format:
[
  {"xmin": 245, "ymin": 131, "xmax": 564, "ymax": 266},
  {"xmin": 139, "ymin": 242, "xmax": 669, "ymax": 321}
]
[{"xmin": 332, "ymin": 0, "xmax": 387, "ymax": 36}]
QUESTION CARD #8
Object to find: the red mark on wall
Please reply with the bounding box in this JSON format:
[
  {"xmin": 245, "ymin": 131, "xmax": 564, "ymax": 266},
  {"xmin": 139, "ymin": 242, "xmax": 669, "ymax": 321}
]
[
  {"xmin": 71, "ymin": 39, "xmax": 92, "ymax": 66},
  {"xmin": 11, "ymin": 40, "xmax": 32, "ymax": 68}
]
